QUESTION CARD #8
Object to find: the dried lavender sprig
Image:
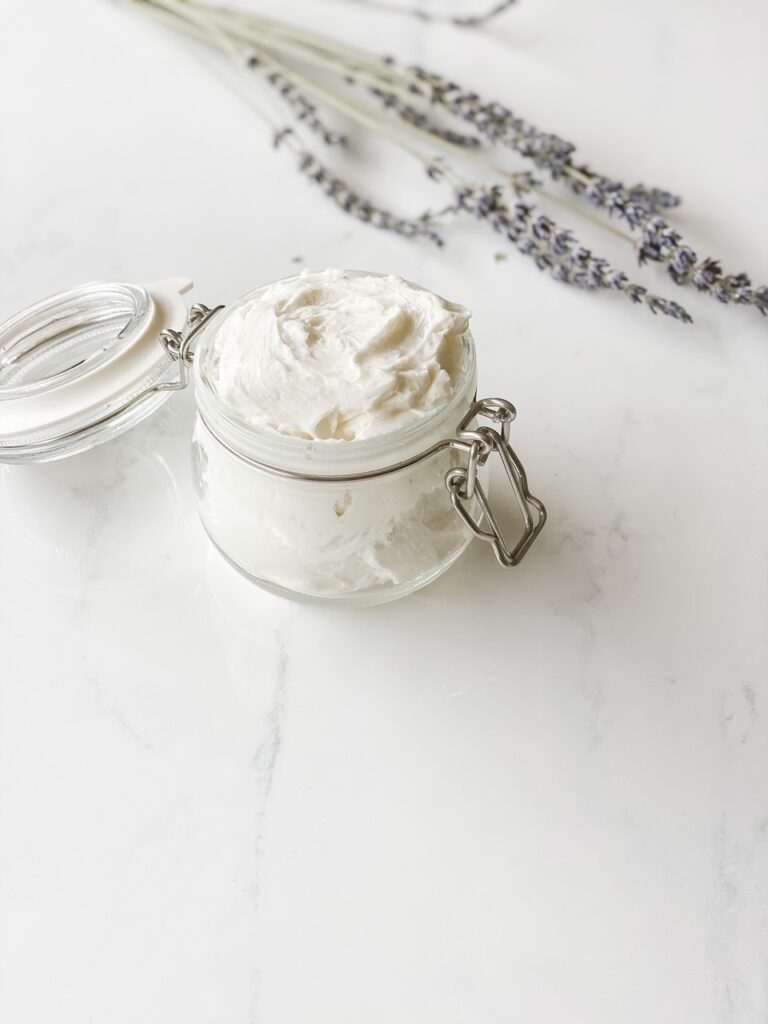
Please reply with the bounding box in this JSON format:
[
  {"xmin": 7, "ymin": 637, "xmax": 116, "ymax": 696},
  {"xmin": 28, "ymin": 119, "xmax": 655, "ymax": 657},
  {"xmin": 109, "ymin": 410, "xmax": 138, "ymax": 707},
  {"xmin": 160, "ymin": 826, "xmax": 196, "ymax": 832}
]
[
  {"xmin": 626, "ymin": 183, "xmax": 682, "ymax": 213},
  {"xmin": 403, "ymin": 62, "xmax": 768, "ymax": 318},
  {"xmin": 404, "ymin": 66, "xmax": 681, "ymax": 207},
  {"xmin": 246, "ymin": 56, "xmax": 348, "ymax": 147},
  {"xmin": 582, "ymin": 179, "xmax": 768, "ymax": 316},
  {"xmin": 368, "ymin": 86, "xmax": 481, "ymax": 148},
  {"xmin": 451, "ymin": 185, "xmax": 692, "ymax": 322},
  {"xmin": 297, "ymin": 149, "xmax": 444, "ymax": 245},
  {"xmin": 638, "ymin": 219, "xmax": 768, "ymax": 315},
  {"xmin": 407, "ymin": 65, "xmax": 578, "ymax": 173},
  {"xmin": 401, "ymin": 66, "xmax": 681, "ymax": 222}
]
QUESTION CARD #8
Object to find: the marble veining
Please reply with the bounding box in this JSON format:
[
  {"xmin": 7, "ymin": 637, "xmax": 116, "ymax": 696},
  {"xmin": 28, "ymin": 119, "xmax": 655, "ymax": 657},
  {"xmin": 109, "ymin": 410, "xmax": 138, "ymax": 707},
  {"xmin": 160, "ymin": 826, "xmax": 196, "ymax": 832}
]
[{"xmin": 247, "ymin": 623, "xmax": 290, "ymax": 1021}]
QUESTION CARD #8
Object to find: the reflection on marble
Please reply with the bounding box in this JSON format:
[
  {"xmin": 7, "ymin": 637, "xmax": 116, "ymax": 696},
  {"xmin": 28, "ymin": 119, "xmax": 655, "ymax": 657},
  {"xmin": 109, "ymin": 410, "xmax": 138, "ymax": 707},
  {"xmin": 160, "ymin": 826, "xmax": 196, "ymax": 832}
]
[{"xmin": 1, "ymin": 0, "xmax": 768, "ymax": 1022}]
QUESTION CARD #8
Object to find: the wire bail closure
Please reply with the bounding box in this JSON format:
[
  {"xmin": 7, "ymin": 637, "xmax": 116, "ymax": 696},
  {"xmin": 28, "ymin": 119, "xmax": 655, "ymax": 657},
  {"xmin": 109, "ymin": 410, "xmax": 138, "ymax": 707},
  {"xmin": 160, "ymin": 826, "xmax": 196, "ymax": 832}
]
[
  {"xmin": 446, "ymin": 398, "xmax": 546, "ymax": 567},
  {"xmin": 157, "ymin": 303, "xmax": 224, "ymax": 391}
]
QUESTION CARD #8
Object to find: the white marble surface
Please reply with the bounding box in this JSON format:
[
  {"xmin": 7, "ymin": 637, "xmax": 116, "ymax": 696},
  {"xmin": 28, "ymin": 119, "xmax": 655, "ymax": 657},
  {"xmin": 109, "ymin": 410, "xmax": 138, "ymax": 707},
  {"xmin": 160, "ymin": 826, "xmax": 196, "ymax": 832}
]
[{"xmin": 1, "ymin": 1, "xmax": 768, "ymax": 1021}]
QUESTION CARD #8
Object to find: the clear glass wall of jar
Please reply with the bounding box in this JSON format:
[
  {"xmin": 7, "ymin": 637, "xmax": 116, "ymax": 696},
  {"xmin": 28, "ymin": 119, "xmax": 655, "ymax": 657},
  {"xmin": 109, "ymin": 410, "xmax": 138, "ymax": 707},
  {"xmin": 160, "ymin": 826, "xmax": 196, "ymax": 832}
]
[{"xmin": 190, "ymin": 277, "xmax": 482, "ymax": 605}]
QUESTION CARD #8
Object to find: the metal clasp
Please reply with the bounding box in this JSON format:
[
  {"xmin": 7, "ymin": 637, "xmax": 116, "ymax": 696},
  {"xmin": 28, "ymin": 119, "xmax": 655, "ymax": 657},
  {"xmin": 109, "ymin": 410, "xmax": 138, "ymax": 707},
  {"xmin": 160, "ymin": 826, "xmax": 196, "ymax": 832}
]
[
  {"xmin": 446, "ymin": 398, "xmax": 546, "ymax": 567},
  {"xmin": 156, "ymin": 303, "xmax": 224, "ymax": 391}
]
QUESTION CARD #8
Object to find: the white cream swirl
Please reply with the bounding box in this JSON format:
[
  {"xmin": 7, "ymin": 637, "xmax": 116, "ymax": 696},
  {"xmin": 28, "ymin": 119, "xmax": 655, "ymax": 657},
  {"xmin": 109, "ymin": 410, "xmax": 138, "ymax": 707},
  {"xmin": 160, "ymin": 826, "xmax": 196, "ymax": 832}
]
[{"xmin": 210, "ymin": 268, "xmax": 469, "ymax": 441}]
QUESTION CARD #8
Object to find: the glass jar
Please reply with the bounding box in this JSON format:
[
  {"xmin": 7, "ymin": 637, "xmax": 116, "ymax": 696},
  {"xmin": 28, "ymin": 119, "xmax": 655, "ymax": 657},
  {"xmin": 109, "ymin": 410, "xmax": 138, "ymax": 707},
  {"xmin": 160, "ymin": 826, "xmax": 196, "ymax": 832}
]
[{"xmin": 0, "ymin": 273, "xmax": 546, "ymax": 605}]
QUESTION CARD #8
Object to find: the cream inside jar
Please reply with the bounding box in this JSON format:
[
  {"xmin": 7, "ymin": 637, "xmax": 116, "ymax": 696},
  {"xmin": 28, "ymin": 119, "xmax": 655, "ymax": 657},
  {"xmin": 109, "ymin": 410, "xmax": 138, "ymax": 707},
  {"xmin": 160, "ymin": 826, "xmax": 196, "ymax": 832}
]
[
  {"xmin": 191, "ymin": 269, "xmax": 479, "ymax": 602},
  {"xmin": 208, "ymin": 268, "xmax": 469, "ymax": 442}
]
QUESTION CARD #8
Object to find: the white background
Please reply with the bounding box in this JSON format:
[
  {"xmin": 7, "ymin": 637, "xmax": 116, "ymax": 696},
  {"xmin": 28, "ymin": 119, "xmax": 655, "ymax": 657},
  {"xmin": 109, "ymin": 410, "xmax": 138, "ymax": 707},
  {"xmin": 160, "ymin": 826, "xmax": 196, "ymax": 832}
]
[{"xmin": 1, "ymin": 1, "xmax": 767, "ymax": 1021}]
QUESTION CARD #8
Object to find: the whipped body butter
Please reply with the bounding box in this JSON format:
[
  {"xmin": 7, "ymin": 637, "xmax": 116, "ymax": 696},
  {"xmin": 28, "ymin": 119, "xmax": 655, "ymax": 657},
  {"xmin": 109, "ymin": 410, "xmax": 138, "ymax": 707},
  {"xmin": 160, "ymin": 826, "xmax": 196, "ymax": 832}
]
[
  {"xmin": 194, "ymin": 270, "xmax": 473, "ymax": 600},
  {"xmin": 0, "ymin": 270, "xmax": 545, "ymax": 605}
]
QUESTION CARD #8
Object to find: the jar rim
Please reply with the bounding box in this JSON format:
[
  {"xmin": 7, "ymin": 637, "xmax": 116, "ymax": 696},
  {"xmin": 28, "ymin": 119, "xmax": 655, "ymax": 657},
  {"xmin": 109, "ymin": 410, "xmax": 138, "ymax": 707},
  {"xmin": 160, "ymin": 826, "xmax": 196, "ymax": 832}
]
[{"xmin": 192, "ymin": 270, "xmax": 478, "ymax": 474}]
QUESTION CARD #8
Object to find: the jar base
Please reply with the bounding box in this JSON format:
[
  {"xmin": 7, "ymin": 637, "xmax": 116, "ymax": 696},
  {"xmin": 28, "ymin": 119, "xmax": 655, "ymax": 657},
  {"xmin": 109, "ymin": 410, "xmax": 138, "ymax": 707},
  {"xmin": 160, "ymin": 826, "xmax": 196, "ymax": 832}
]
[{"xmin": 202, "ymin": 525, "xmax": 471, "ymax": 608}]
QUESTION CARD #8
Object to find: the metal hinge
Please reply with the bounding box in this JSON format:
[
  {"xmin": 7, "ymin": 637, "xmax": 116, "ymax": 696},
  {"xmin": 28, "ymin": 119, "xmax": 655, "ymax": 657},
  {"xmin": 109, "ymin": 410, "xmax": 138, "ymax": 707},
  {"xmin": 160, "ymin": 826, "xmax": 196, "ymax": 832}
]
[
  {"xmin": 156, "ymin": 303, "xmax": 224, "ymax": 392},
  {"xmin": 446, "ymin": 398, "xmax": 546, "ymax": 567}
]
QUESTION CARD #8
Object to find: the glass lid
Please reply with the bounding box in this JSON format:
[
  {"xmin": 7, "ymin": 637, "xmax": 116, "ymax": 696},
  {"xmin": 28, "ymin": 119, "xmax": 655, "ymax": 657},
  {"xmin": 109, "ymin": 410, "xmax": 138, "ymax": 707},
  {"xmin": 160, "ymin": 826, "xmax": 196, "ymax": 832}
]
[{"xmin": 0, "ymin": 277, "xmax": 192, "ymax": 463}]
